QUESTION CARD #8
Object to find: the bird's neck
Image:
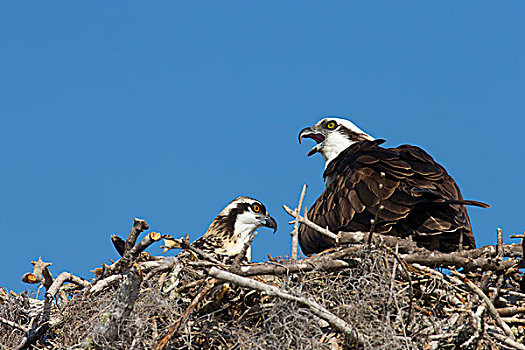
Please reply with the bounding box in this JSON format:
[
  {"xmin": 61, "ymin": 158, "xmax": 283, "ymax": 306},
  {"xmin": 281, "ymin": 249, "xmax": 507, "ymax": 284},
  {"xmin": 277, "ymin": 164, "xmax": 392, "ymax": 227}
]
[{"xmin": 322, "ymin": 135, "xmax": 353, "ymax": 165}]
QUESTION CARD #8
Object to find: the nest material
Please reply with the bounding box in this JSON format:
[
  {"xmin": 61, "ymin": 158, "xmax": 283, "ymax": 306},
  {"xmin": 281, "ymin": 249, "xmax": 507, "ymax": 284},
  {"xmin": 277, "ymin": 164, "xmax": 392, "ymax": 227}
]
[{"xmin": 2, "ymin": 219, "xmax": 525, "ymax": 350}]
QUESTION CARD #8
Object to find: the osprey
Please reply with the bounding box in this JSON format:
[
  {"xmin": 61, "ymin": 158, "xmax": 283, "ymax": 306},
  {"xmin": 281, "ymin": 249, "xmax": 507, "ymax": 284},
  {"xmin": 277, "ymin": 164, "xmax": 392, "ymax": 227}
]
[
  {"xmin": 180, "ymin": 196, "xmax": 277, "ymax": 262},
  {"xmin": 298, "ymin": 117, "xmax": 489, "ymax": 255}
]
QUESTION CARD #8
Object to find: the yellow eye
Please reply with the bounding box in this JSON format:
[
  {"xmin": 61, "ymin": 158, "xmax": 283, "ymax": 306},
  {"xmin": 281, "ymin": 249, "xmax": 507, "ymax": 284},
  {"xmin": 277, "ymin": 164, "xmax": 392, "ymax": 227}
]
[
  {"xmin": 252, "ymin": 204, "xmax": 261, "ymax": 213},
  {"xmin": 326, "ymin": 121, "xmax": 337, "ymax": 129}
]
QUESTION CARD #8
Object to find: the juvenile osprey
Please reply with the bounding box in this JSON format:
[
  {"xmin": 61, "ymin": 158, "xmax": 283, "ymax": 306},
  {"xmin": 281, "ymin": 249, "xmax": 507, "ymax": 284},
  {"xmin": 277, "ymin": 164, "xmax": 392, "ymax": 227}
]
[
  {"xmin": 185, "ymin": 196, "xmax": 277, "ymax": 262},
  {"xmin": 298, "ymin": 117, "xmax": 489, "ymax": 255}
]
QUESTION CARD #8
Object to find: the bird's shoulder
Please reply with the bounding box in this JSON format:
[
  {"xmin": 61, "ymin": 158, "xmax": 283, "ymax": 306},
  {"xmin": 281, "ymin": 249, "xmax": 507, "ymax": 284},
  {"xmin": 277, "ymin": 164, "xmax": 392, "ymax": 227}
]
[
  {"xmin": 323, "ymin": 140, "xmax": 448, "ymax": 183},
  {"xmin": 191, "ymin": 232, "xmax": 227, "ymax": 253}
]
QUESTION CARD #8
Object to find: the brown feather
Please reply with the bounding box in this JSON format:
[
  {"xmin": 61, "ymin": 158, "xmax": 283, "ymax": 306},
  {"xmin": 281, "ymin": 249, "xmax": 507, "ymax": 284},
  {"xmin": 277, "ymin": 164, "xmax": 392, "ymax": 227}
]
[{"xmin": 299, "ymin": 140, "xmax": 487, "ymax": 255}]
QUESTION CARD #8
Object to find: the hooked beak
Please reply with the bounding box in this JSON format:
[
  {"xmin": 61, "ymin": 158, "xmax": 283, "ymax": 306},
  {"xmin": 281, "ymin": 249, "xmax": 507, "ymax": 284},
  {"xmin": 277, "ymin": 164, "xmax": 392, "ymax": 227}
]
[
  {"xmin": 257, "ymin": 215, "xmax": 278, "ymax": 233},
  {"xmin": 298, "ymin": 126, "xmax": 325, "ymax": 157}
]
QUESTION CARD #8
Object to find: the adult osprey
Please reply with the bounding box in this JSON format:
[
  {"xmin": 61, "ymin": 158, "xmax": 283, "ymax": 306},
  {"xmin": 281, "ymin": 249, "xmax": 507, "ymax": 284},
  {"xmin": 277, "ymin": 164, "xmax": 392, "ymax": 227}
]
[
  {"xmin": 159, "ymin": 196, "xmax": 277, "ymax": 262},
  {"xmin": 298, "ymin": 117, "xmax": 488, "ymax": 255}
]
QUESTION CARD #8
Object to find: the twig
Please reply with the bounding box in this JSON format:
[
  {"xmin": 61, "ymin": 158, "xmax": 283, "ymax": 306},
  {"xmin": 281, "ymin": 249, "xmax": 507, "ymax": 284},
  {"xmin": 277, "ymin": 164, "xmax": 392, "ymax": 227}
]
[
  {"xmin": 284, "ymin": 202, "xmax": 525, "ymax": 271},
  {"xmin": 283, "ymin": 204, "xmax": 338, "ymax": 240},
  {"xmin": 124, "ymin": 218, "xmax": 150, "ymax": 254},
  {"xmin": 153, "ymin": 278, "xmax": 216, "ymax": 350},
  {"xmin": 486, "ymin": 327, "xmax": 525, "ymax": 350},
  {"xmin": 103, "ymin": 231, "xmax": 161, "ymax": 277},
  {"xmin": 93, "ymin": 264, "xmax": 143, "ymax": 343},
  {"xmin": 497, "ymin": 228, "xmax": 504, "ymax": 259},
  {"xmin": 452, "ymin": 270, "xmax": 515, "ymax": 340},
  {"xmin": 43, "ymin": 272, "xmax": 90, "ymax": 322},
  {"xmin": 21, "ymin": 257, "xmax": 53, "ymax": 289},
  {"xmin": 0, "ymin": 316, "xmax": 29, "ymax": 332},
  {"xmin": 497, "ymin": 306, "xmax": 525, "ymax": 317},
  {"xmin": 291, "ymin": 184, "xmax": 307, "ymax": 260},
  {"xmin": 208, "ymin": 267, "xmax": 366, "ymax": 345},
  {"xmin": 88, "ymin": 274, "xmax": 124, "ymax": 296},
  {"xmin": 163, "ymin": 234, "xmax": 226, "ymax": 267},
  {"xmin": 228, "ymin": 257, "xmax": 358, "ymax": 276}
]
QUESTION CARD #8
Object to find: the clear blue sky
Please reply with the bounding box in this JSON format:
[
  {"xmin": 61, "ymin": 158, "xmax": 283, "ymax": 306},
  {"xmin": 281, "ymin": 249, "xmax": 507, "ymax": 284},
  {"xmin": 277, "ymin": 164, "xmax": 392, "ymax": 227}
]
[{"xmin": 1, "ymin": 2, "xmax": 523, "ymax": 293}]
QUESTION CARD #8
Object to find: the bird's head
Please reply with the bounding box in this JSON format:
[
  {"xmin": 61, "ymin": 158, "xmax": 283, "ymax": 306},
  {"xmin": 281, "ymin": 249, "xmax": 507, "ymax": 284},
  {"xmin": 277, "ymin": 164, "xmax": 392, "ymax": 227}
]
[
  {"xmin": 207, "ymin": 196, "xmax": 277, "ymax": 241},
  {"xmin": 298, "ymin": 117, "xmax": 374, "ymax": 165}
]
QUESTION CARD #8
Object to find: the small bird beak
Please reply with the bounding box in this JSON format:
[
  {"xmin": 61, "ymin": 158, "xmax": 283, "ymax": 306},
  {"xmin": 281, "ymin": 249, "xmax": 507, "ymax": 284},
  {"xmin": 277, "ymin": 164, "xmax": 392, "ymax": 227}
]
[
  {"xmin": 298, "ymin": 126, "xmax": 325, "ymax": 157},
  {"xmin": 258, "ymin": 215, "xmax": 278, "ymax": 233}
]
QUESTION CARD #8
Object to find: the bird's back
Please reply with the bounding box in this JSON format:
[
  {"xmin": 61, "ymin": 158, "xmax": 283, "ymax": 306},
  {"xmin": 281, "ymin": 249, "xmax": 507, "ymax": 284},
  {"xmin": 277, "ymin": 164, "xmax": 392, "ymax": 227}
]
[{"xmin": 299, "ymin": 140, "xmax": 484, "ymax": 255}]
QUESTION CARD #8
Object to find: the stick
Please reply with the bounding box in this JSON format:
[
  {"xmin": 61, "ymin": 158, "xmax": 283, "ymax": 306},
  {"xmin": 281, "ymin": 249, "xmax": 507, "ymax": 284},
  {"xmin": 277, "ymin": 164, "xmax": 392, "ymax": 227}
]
[
  {"xmin": 103, "ymin": 231, "xmax": 161, "ymax": 277},
  {"xmin": 88, "ymin": 275, "xmax": 124, "ymax": 296},
  {"xmin": 93, "ymin": 264, "xmax": 143, "ymax": 342},
  {"xmin": 291, "ymin": 184, "xmax": 307, "ymax": 261},
  {"xmin": 153, "ymin": 278, "xmax": 216, "ymax": 350},
  {"xmin": 21, "ymin": 257, "xmax": 53, "ymax": 289},
  {"xmin": 42, "ymin": 272, "xmax": 90, "ymax": 322},
  {"xmin": 124, "ymin": 218, "xmax": 150, "ymax": 254},
  {"xmin": 284, "ymin": 202, "xmax": 525, "ymax": 271},
  {"xmin": 497, "ymin": 228, "xmax": 504, "ymax": 259},
  {"xmin": 208, "ymin": 267, "xmax": 366, "ymax": 345},
  {"xmin": 487, "ymin": 327, "xmax": 525, "ymax": 350},
  {"xmin": 228, "ymin": 257, "xmax": 358, "ymax": 276},
  {"xmin": 283, "ymin": 204, "xmax": 338, "ymax": 240},
  {"xmin": 452, "ymin": 270, "xmax": 515, "ymax": 340},
  {"xmin": 497, "ymin": 306, "xmax": 525, "ymax": 317},
  {"xmin": 0, "ymin": 316, "xmax": 29, "ymax": 332}
]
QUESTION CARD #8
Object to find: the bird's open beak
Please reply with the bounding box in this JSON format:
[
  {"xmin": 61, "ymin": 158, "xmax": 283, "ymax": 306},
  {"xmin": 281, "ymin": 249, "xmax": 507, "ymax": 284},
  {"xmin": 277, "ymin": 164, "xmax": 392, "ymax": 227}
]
[
  {"xmin": 258, "ymin": 215, "xmax": 278, "ymax": 233},
  {"xmin": 298, "ymin": 126, "xmax": 325, "ymax": 157}
]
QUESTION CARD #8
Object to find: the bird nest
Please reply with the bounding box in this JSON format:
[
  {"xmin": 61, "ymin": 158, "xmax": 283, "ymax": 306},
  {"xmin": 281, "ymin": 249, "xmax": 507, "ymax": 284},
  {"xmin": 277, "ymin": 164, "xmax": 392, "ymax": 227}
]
[{"xmin": 2, "ymin": 214, "xmax": 525, "ymax": 350}]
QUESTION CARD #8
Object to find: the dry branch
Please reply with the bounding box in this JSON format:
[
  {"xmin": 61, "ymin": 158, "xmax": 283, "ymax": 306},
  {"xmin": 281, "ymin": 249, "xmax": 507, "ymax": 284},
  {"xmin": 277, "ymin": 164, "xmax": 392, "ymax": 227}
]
[
  {"xmin": 21, "ymin": 257, "xmax": 53, "ymax": 289},
  {"xmin": 208, "ymin": 267, "xmax": 366, "ymax": 345},
  {"xmin": 162, "ymin": 234, "xmax": 226, "ymax": 267},
  {"xmin": 93, "ymin": 264, "xmax": 143, "ymax": 344},
  {"xmin": 453, "ymin": 270, "xmax": 515, "ymax": 340},
  {"xmin": 5, "ymin": 212, "xmax": 525, "ymax": 350},
  {"xmin": 103, "ymin": 231, "xmax": 161, "ymax": 277},
  {"xmin": 42, "ymin": 272, "xmax": 90, "ymax": 322},
  {"xmin": 229, "ymin": 257, "xmax": 359, "ymax": 276},
  {"xmin": 283, "ymin": 204, "xmax": 338, "ymax": 240},
  {"xmin": 124, "ymin": 218, "xmax": 150, "ymax": 254},
  {"xmin": 153, "ymin": 278, "xmax": 216, "ymax": 350},
  {"xmin": 291, "ymin": 184, "xmax": 307, "ymax": 261},
  {"xmin": 0, "ymin": 316, "xmax": 28, "ymax": 332}
]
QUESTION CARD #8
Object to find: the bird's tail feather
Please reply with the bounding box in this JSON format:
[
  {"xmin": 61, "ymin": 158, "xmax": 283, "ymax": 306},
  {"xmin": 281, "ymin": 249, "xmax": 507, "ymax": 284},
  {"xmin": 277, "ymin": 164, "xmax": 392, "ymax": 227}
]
[{"xmin": 434, "ymin": 199, "xmax": 491, "ymax": 208}]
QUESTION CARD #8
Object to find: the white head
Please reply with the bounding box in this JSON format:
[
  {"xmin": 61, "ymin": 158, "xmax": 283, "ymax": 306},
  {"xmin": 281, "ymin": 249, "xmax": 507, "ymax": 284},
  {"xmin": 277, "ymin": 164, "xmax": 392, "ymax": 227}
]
[
  {"xmin": 204, "ymin": 196, "xmax": 277, "ymax": 257},
  {"xmin": 298, "ymin": 117, "xmax": 374, "ymax": 166}
]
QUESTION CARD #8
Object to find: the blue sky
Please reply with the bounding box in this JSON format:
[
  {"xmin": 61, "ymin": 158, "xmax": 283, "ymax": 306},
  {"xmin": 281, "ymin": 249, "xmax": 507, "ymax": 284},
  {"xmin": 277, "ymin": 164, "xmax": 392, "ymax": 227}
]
[{"xmin": 1, "ymin": 2, "xmax": 523, "ymax": 293}]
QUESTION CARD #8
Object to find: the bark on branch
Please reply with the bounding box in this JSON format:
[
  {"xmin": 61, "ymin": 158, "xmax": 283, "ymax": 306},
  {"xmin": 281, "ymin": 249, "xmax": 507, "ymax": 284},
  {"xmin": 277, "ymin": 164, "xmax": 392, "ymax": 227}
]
[
  {"xmin": 124, "ymin": 218, "xmax": 150, "ymax": 254},
  {"xmin": 21, "ymin": 257, "xmax": 53, "ymax": 289},
  {"xmin": 93, "ymin": 264, "xmax": 143, "ymax": 345},
  {"xmin": 42, "ymin": 272, "xmax": 90, "ymax": 322},
  {"xmin": 102, "ymin": 231, "xmax": 161, "ymax": 277}
]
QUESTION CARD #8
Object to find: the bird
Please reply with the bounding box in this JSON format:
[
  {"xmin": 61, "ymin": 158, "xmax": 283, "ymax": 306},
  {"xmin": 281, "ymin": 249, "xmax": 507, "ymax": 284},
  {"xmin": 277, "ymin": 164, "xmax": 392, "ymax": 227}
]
[
  {"xmin": 298, "ymin": 117, "xmax": 489, "ymax": 255},
  {"xmin": 164, "ymin": 196, "xmax": 277, "ymax": 262}
]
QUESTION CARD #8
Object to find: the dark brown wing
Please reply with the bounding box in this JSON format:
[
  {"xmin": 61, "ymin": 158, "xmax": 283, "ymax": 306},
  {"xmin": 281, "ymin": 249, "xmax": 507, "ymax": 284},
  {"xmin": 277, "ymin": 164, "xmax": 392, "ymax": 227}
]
[{"xmin": 299, "ymin": 141, "xmax": 486, "ymax": 255}]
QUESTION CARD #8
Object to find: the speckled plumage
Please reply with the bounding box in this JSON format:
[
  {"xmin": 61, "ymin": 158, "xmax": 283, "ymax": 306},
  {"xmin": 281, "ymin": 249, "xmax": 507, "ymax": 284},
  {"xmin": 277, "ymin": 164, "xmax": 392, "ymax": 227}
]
[{"xmin": 190, "ymin": 196, "xmax": 277, "ymax": 262}]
